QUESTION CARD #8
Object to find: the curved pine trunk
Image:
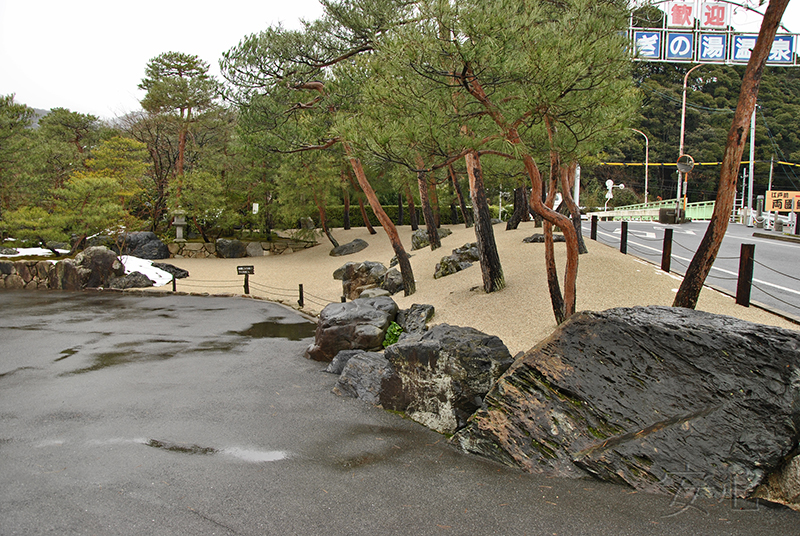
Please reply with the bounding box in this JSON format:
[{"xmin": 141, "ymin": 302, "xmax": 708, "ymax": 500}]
[
  {"xmin": 345, "ymin": 146, "xmax": 415, "ymax": 296},
  {"xmin": 543, "ymin": 163, "xmax": 566, "ymax": 323},
  {"xmin": 559, "ymin": 162, "xmax": 588, "ymax": 255},
  {"xmin": 523, "ymin": 154, "xmax": 578, "ymax": 321}
]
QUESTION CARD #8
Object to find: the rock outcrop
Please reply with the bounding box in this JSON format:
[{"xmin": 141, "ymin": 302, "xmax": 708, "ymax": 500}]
[
  {"xmin": 382, "ymin": 324, "xmax": 514, "ymax": 434},
  {"xmin": 305, "ymin": 296, "xmax": 399, "ymax": 362},
  {"xmin": 522, "ymin": 233, "xmax": 566, "ymax": 243},
  {"xmin": 411, "ymin": 227, "xmax": 453, "ymax": 250},
  {"xmin": 434, "ymin": 243, "xmax": 480, "ymax": 279},
  {"xmin": 216, "ymin": 238, "xmax": 247, "ymax": 259},
  {"xmin": 118, "ymin": 232, "xmax": 170, "ymax": 259},
  {"xmin": 333, "ymin": 352, "xmax": 394, "ymax": 405},
  {"xmin": 452, "ymin": 306, "xmax": 800, "ymax": 508},
  {"xmin": 330, "ymin": 239, "xmax": 369, "ymax": 257},
  {"xmin": 74, "ymin": 247, "xmax": 125, "ymax": 288}
]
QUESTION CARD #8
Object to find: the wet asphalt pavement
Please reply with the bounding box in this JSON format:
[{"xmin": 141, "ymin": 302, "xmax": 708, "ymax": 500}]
[{"xmin": 1, "ymin": 290, "xmax": 798, "ymax": 535}]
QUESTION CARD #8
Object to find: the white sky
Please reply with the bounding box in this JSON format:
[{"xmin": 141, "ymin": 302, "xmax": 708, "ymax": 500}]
[
  {"xmin": 1, "ymin": 0, "xmax": 798, "ymax": 120},
  {"xmin": 0, "ymin": 0, "xmax": 326, "ymax": 119}
]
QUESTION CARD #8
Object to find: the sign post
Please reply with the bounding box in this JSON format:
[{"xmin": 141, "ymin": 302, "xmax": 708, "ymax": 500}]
[{"xmin": 237, "ymin": 265, "xmax": 255, "ymax": 294}]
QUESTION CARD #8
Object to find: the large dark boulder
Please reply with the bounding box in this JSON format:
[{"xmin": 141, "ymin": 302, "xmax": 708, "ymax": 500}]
[
  {"xmin": 119, "ymin": 232, "xmax": 170, "ymax": 259},
  {"xmin": 522, "ymin": 233, "xmax": 566, "ymax": 243},
  {"xmin": 109, "ymin": 271, "xmax": 155, "ymax": 289},
  {"xmin": 152, "ymin": 262, "xmax": 189, "ymax": 279},
  {"xmin": 396, "ymin": 303, "xmax": 435, "ymax": 335},
  {"xmin": 330, "ymin": 239, "xmax": 369, "ymax": 257},
  {"xmin": 341, "ymin": 261, "xmax": 388, "ymax": 300},
  {"xmin": 305, "ymin": 297, "xmax": 399, "ymax": 362},
  {"xmin": 74, "ymin": 247, "xmax": 125, "ymax": 288},
  {"xmin": 49, "ymin": 259, "xmax": 80, "ymax": 290},
  {"xmin": 216, "ymin": 238, "xmax": 247, "ymax": 259},
  {"xmin": 333, "ymin": 352, "xmax": 395, "ymax": 405},
  {"xmin": 452, "ymin": 306, "xmax": 800, "ymax": 507},
  {"xmin": 382, "ymin": 324, "xmax": 514, "ymax": 434},
  {"xmin": 411, "ymin": 227, "xmax": 453, "ymax": 250},
  {"xmin": 381, "ymin": 268, "xmax": 404, "ymax": 296},
  {"xmin": 434, "ymin": 243, "xmax": 480, "ymax": 279}
]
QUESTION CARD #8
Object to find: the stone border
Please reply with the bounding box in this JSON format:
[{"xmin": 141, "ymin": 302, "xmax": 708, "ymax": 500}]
[{"xmin": 168, "ymin": 239, "xmax": 317, "ymax": 258}]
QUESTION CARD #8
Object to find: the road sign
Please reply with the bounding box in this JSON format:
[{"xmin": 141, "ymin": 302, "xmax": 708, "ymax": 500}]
[
  {"xmin": 677, "ymin": 154, "xmax": 695, "ymax": 173},
  {"xmin": 237, "ymin": 265, "xmax": 255, "ymax": 275},
  {"xmin": 766, "ymin": 190, "xmax": 800, "ymax": 212}
]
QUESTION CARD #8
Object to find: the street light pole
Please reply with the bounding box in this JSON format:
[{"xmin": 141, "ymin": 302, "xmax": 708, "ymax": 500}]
[
  {"xmin": 678, "ymin": 64, "xmax": 703, "ymax": 211},
  {"xmin": 631, "ymin": 128, "xmax": 649, "ymax": 205}
]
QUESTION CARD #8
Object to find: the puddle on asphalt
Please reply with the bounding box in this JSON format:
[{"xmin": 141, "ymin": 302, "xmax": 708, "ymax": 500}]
[
  {"xmin": 230, "ymin": 319, "xmax": 316, "ymax": 341},
  {"xmin": 63, "ymin": 350, "xmax": 180, "ymax": 375}
]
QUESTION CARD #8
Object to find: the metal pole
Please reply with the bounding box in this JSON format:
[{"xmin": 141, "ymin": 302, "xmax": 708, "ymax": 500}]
[
  {"xmin": 631, "ymin": 129, "xmax": 649, "ymax": 205},
  {"xmin": 591, "ymin": 215, "xmax": 598, "ymax": 240},
  {"xmin": 243, "ymin": 273, "xmax": 250, "ymax": 295},
  {"xmin": 298, "ymin": 284, "xmax": 304, "ymax": 308},
  {"xmin": 747, "ymin": 107, "xmax": 757, "ymax": 226},
  {"xmin": 678, "ymin": 64, "xmax": 703, "ymax": 212},
  {"xmin": 766, "ymin": 156, "xmax": 774, "ymax": 229}
]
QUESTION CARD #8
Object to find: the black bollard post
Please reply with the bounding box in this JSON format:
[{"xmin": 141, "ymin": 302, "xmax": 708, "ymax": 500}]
[
  {"xmin": 620, "ymin": 221, "xmax": 628, "ymax": 255},
  {"xmin": 298, "ymin": 284, "xmax": 304, "ymax": 308},
  {"xmin": 591, "ymin": 215, "xmax": 598, "ymax": 240},
  {"xmin": 736, "ymin": 243, "xmax": 755, "ymax": 307},
  {"xmin": 661, "ymin": 228, "xmax": 673, "ymax": 273}
]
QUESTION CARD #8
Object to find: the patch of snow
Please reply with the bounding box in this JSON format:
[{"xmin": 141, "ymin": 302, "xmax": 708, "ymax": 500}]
[
  {"xmin": 0, "ymin": 247, "xmax": 70, "ymax": 258},
  {"xmin": 120, "ymin": 256, "xmax": 172, "ymax": 287}
]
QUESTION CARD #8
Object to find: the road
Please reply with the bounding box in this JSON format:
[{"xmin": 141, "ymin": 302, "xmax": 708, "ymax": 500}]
[
  {"xmin": 2, "ymin": 290, "xmax": 798, "ymax": 535},
  {"xmin": 583, "ymin": 220, "xmax": 800, "ymax": 319}
]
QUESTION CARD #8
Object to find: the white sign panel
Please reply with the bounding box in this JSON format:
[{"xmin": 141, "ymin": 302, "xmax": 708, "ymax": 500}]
[
  {"xmin": 700, "ymin": 2, "xmax": 729, "ymax": 29},
  {"xmin": 634, "ymin": 31, "xmax": 661, "ymax": 58},
  {"xmin": 667, "ymin": 33, "xmax": 694, "ymax": 60},
  {"xmin": 668, "ymin": 1, "xmax": 695, "ymax": 28},
  {"xmin": 699, "ymin": 34, "xmax": 727, "ymax": 62}
]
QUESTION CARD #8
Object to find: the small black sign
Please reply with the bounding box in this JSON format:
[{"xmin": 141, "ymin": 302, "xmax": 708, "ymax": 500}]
[{"xmin": 237, "ymin": 265, "xmax": 255, "ymax": 275}]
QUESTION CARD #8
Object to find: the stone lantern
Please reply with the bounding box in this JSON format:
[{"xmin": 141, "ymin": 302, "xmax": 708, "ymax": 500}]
[{"xmin": 172, "ymin": 209, "xmax": 187, "ymax": 242}]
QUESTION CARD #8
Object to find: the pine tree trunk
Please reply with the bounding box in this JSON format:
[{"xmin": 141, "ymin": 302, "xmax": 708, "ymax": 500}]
[
  {"xmin": 345, "ymin": 146, "xmax": 415, "ymax": 296},
  {"xmin": 673, "ymin": 0, "xmax": 789, "ymax": 309},
  {"xmin": 559, "ymin": 162, "xmax": 588, "ymax": 255},
  {"xmin": 313, "ymin": 190, "xmax": 339, "ymax": 248},
  {"xmin": 449, "ymin": 164, "xmax": 473, "ymax": 228},
  {"xmin": 465, "ymin": 150, "xmax": 505, "ymax": 293},
  {"xmin": 405, "ymin": 184, "xmax": 419, "ymax": 231},
  {"xmin": 523, "ymin": 154, "xmax": 578, "ymax": 321},
  {"xmin": 346, "ymin": 169, "xmax": 376, "ymax": 234},
  {"xmin": 343, "ymin": 189, "xmax": 351, "ymax": 230},
  {"xmin": 417, "ymin": 168, "xmax": 440, "ymax": 250},
  {"xmin": 429, "ymin": 178, "xmax": 440, "ymax": 228},
  {"xmin": 505, "ymin": 186, "xmax": 528, "ymax": 230},
  {"xmin": 397, "ymin": 193, "xmax": 404, "ymax": 225},
  {"xmin": 543, "ymin": 163, "xmax": 566, "ymax": 323}
]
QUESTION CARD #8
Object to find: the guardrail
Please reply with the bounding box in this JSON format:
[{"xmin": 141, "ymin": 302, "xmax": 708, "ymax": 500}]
[
  {"xmin": 587, "ymin": 199, "xmax": 716, "ymax": 221},
  {"xmin": 588, "ymin": 215, "xmax": 800, "ymax": 317}
]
